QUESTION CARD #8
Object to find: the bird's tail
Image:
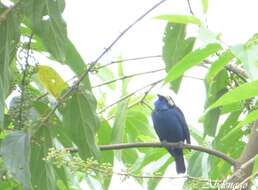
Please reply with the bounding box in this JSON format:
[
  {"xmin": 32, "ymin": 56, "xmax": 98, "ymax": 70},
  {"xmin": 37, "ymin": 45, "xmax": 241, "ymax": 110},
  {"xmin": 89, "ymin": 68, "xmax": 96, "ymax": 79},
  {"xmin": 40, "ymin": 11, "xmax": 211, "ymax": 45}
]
[{"xmin": 168, "ymin": 148, "xmax": 186, "ymax": 174}]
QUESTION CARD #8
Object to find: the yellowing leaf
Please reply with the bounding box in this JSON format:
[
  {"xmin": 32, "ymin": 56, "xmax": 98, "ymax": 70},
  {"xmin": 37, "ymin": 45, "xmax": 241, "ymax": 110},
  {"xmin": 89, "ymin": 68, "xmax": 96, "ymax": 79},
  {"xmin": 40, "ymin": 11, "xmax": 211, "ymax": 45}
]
[{"xmin": 37, "ymin": 65, "xmax": 68, "ymax": 98}]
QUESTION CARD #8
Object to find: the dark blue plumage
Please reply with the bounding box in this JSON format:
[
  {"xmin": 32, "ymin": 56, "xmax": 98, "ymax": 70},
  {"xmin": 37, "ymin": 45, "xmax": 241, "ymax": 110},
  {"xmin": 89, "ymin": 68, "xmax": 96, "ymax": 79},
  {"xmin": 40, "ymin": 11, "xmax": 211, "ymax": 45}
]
[{"xmin": 151, "ymin": 95, "xmax": 190, "ymax": 174}]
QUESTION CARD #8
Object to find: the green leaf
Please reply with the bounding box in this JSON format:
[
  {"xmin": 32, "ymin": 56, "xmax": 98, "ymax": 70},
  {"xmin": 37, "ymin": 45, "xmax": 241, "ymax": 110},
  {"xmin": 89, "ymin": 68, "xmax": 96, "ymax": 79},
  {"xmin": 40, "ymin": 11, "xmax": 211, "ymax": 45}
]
[
  {"xmin": 164, "ymin": 43, "xmax": 221, "ymax": 84},
  {"xmin": 155, "ymin": 15, "xmax": 202, "ymax": 25},
  {"xmin": 206, "ymin": 50, "xmax": 234, "ymax": 83},
  {"xmin": 207, "ymin": 80, "xmax": 258, "ymax": 112},
  {"xmin": 0, "ymin": 131, "xmax": 31, "ymax": 190},
  {"xmin": 30, "ymin": 127, "xmax": 57, "ymax": 190},
  {"xmin": 198, "ymin": 26, "xmax": 218, "ymax": 45},
  {"xmin": 162, "ymin": 23, "xmax": 195, "ymax": 92},
  {"xmin": 0, "ymin": 4, "xmax": 20, "ymax": 128},
  {"xmin": 62, "ymin": 91, "xmax": 100, "ymax": 159}
]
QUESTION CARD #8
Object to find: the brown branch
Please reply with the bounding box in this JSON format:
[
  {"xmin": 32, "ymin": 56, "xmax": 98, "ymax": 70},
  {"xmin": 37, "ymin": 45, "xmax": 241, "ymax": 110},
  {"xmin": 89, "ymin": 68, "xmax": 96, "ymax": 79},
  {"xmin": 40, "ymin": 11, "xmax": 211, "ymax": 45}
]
[
  {"xmin": 67, "ymin": 142, "xmax": 237, "ymax": 166},
  {"xmin": 95, "ymin": 55, "xmax": 162, "ymax": 70}
]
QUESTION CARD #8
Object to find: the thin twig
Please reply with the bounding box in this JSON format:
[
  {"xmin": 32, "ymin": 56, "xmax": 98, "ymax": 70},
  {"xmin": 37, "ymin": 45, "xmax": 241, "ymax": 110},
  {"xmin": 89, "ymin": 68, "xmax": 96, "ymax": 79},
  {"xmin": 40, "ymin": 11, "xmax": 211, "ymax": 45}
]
[
  {"xmin": 93, "ymin": 68, "xmax": 164, "ymax": 88},
  {"xmin": 98, "ymin": 79, "xmax": 163, "ymax": 114},
  {"xmin": 41, "ymin": 0, "xmax": 168, "ymax": 123},
  {"xmin": 95, "ymin": 55, "xmax": 162, "ymax": 70},
  {"xmin": 66, "ymin": 142, "xmax": 237, "ymax": 166},
  {"xmin": 186, "ymin": 0, "xmax": 194, "ymax": 15}
]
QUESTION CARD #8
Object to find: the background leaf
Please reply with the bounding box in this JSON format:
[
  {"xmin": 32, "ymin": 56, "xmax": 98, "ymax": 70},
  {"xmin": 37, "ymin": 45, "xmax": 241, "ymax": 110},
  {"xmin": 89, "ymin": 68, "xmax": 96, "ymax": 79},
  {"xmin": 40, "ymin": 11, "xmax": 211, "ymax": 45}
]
[{"xmin": 0, "ymin": 131, "xmax": 31, "ymax": 190}]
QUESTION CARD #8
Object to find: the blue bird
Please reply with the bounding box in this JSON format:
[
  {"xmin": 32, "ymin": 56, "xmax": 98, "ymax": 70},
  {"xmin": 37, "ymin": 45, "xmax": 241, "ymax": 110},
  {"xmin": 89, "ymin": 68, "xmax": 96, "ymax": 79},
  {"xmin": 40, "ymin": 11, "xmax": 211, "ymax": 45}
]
[{"xmin": 151, "ymin": 94, "xmax": 191, "ymax": 174}]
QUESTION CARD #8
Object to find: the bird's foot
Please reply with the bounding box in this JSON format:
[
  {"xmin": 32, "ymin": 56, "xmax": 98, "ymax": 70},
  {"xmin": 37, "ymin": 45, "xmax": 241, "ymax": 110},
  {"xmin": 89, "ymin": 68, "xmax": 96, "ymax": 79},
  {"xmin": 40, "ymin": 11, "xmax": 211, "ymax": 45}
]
[{"xmin": 178, "ymin": 141, "xmax": 184, "ymax": 149}]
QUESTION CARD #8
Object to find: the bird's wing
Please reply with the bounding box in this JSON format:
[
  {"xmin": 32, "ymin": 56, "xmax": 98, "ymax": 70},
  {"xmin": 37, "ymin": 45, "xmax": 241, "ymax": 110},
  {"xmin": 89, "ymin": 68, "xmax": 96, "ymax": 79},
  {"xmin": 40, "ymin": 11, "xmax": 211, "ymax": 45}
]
[{"xmin": 174, "ymin": 106, "xmax": 191, "ymax": 144}]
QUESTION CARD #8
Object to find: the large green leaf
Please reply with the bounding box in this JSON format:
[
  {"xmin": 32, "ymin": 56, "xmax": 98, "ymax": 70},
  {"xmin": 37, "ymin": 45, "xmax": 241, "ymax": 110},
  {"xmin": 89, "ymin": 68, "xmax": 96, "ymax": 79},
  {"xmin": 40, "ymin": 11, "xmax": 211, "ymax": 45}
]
[
  {"xmin": 0, "ymin": 131, "xmax": 31, "ymax": 190},
  {"xmin": 162, "ymin": 23, "xmax": 195, "ymax": 92},
  {"xmin": 207, "ymin": 80, "xmax": 258, "ymax": 112},
  {"xmin": 62, "ymin": 91, "xmax": 100, "ymax": 159},
  {"xmin": 203, "ymin": 70, "xmax": 228, "ymax": 136},
  {"xmin": 164, "ymin": 43, "xmax": 221, "ymax": 84},
  {"xmin": 24, "ymin": 0, "xmax": 67, "ymax": 62},
  {"xmin": 30, "ymin": 127, "xmax": 57, "ymax": 190},
  {"xmin": 155, "ymin": 15, "xmax": 202, "ymax": 25},
  {"xmin": 0, "ymin": 4, "xmax": 20, "ymax": 128},
  {"xmin": 23, "ymin": 1, "xmax": 91, "ymax": 88}
]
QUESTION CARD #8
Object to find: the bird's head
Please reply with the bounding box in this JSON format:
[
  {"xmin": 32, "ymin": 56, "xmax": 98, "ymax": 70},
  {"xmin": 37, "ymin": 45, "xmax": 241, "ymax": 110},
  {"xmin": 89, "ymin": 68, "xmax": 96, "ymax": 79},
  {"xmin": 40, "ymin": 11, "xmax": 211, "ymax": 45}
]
[{"xmin": 154, "ymin": 94, "xmax": 175, "ymax": 111}]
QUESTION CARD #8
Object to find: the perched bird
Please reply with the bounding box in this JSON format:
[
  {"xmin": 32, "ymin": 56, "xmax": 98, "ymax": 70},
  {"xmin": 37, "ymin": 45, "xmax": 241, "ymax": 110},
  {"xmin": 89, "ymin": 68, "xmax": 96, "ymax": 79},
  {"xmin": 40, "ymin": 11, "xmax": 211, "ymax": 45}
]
[{"xmin": 151, "ymin": 94, "xmax": 191, "ymax": 174}]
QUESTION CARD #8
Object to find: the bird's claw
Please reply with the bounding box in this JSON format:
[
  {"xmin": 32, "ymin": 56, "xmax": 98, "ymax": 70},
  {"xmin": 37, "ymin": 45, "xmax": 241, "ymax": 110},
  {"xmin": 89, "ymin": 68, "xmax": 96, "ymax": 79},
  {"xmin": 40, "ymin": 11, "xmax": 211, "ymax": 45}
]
[
  {"xmin": 178, "ymin": 141, "xmax": 184, "ymax": 149},
  {"xmin": 161, "ymin": 140, "xmax": 170, "ymax": 148}
]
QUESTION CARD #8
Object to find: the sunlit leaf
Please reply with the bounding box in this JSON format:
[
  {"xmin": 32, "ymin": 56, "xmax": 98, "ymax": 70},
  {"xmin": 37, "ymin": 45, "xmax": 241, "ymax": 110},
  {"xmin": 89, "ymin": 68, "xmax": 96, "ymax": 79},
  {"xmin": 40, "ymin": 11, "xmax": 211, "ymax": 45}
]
[
  {"xmin": 201, "ymin": 0, "xmax": 209, "ymax": 13},
  {"xmin": 37, "ymin": 65, "xmax": 68, "ymax": 98}
]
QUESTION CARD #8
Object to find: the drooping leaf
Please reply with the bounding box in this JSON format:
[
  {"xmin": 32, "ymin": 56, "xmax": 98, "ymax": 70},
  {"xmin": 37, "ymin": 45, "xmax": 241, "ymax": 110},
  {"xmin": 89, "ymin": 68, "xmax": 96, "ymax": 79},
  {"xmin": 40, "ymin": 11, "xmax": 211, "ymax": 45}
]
[
  {"xmin": 62, "ymin": 91, "xmax": 100, "ymax": 159},
  {"xmin": 155, "ymin": 15, "xmax": 202, "ymax": 25},
  {"xmin": 207, "ymin": 80, "xmax": 258, "ymax": 112},
  {"xmin": 162, "ymin": 23, "xmax": 195, "ymax": 92},
  {"xmin": 164, "ymin": 43, "xmax": 221, "ymax": 84},
  {"xmin": 37, "ymin": 65, "xmax": 68, "ymax": 98},
  {"xmin": 0, "ymin": 132, "xmax": 31, "ymax": 190},
  {"xmin": 0, "ymin": 4, "xmax": 20, "ymax": 128}
]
